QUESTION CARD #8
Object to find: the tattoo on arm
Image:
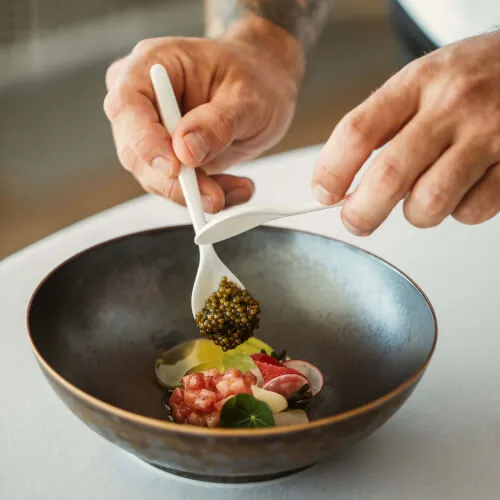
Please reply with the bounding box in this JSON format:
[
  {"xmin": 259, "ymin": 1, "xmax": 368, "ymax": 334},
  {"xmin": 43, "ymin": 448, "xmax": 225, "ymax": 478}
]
[{"xmin": 205, "ymin": 0, "xmax": 333, "ymax": 51}]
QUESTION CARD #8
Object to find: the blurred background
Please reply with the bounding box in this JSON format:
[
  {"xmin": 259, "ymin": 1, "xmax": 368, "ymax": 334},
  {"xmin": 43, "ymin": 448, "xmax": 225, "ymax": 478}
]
[{"xmin": 0, "ymin": 0, "xmax": 399, "ymax": 259}]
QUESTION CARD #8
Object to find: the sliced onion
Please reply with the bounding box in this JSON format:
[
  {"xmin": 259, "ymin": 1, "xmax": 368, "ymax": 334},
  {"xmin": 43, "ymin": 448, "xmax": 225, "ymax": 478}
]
[{"xmin": 251, "ymin": 385, "xmax": 288, "ymax": 414}]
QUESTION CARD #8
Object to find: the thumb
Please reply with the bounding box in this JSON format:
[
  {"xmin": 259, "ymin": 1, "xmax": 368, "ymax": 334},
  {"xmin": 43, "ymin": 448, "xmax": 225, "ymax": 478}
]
[{"xmin": 172, "ymin": 96, "xmax": 254, "ymax": 167}]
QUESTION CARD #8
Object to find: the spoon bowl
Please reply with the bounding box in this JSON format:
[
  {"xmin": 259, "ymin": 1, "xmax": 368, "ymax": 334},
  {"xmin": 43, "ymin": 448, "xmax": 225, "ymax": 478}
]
[{"xmin": 192, "ymin": 244, "xmax": 243, "ymax": 314}]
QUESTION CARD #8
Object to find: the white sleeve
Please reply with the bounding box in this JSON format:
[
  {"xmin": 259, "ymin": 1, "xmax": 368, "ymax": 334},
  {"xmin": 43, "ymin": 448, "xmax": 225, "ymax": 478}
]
[{"xmin": 398, "ymin": 0, "xmax": 500, "ymax": 47}]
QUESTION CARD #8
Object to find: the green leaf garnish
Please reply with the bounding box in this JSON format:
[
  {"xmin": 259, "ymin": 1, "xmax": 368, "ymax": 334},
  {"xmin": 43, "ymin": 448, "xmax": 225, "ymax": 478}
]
[{"xmin": 220, "ymin": 394, "xmax": 275, "ymax": 428}]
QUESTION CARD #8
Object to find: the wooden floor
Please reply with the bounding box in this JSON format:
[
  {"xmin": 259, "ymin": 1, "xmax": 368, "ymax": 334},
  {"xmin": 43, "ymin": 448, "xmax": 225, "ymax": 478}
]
[{"xmin": 0, "ymin": 17, "xmax": 398, "ymax": 259}]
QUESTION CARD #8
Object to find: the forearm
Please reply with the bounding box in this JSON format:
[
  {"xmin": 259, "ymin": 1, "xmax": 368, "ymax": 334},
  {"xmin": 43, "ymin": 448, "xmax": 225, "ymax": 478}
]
[
  {"xmin": 205, "ymin": 0, "xmax": 332, "ymax": 52},
  {"xmin": 205, "ymin": 0, "xmax": 331, "ymax": 86}
]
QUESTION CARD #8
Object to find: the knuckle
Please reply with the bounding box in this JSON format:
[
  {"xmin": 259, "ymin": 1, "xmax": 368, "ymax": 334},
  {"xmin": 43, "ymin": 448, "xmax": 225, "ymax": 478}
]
[
  {"xmin": 130, "ymin": 128, "xmax": 153, "ymax": 157},
  {"xmin": 371, "ymin": 157, "xmax": 407, "ymax": 200},
  {"xmin": 407, "ymin": 55, "xmax": 435, "ymax": 84},
  {"xmin": 132, "ymin": 37, "xmax": 174, "ymax": 57},
  {"xmin": 103, "ymin": 89, "xmax": 122, "ymax": 120},
  {"xmin": 315, "ymin": 164, "xmax": 349, "ymax": 198},
  {"xmin": 105, "ymin": 59, "xmax": 121, "ymax": 90},
  {"xmin": 338, "ymin": 110, "xmax": 371, "ymax": 148},
  {"xmin": 103, "ymin": 84, "xmax": 135, "ymax": 121},
  {"xmin": 463, "ymin": 130, "xmax": 491, "ymax": 150},
  {"xmin": 472, "ymin": 118, "xmax": 500, "ymax": 154},
  {"xmin": 407, "ymin": 184, "xmax": 449, "ymax": 227},
  {"xmin": 132, "ymin": 38, "xmax": 156, "ymax": 55},
  {"xmin": 445, "ymin": 75, "xmax": 482, "ymax": 107},
  {"xmin": 134, "ymin": 123, "xmax": 169, "ymax": 162},
  {"xmin": 449, "ymin": 78, "xmax": 470, "ymax": 102}
]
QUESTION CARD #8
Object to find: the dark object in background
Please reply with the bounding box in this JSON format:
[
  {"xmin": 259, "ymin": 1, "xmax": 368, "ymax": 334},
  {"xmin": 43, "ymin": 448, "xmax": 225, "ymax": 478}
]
[
  {"xmin": 390, "ymin": 0, "xmax": 438, "ymax": 64},
  {"xmin": 28, "ymin": 226, "xmax": 437, "ymax": 483}
]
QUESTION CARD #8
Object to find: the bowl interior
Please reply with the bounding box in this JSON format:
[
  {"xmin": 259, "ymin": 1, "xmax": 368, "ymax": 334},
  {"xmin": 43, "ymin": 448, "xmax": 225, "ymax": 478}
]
[{"xmin": 29, "ymin": 227, "xmax": 436, "ymax": 422}]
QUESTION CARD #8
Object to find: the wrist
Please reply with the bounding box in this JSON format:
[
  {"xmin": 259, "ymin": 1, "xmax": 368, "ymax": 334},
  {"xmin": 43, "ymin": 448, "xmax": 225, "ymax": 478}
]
[{"xmin": 218, "ymin": 14, "xmax": 305, "ymax": 90}]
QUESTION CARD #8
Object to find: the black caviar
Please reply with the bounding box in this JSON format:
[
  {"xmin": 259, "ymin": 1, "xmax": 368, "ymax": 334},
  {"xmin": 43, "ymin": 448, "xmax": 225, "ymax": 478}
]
[{"xmin": 195, "ymin": 276, "xmax": 261, "ymax": 351}]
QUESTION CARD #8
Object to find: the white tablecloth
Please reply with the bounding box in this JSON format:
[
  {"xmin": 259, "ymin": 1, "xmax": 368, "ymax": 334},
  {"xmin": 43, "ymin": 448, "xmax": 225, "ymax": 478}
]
[{"xmin": 1, "ymin": 146, "xmax": 499, "ymax": 500}]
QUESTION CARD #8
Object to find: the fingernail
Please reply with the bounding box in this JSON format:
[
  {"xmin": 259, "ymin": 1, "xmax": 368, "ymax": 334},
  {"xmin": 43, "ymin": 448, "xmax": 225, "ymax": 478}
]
[
  {"xmin": 341, "ymin": 214, "xmax": 371, "ymax": 237},
  {"xmin": 152, "ymin": 157, "xmax": 175, "ymax": 178},
  {"xmin": 313, "ymin": 184, "xmax": 337, "ymax": 205},
  {"xmin": 225, "ymin": 188, "xmax": 250, "ymax": 207},
  {"xmin": 184, "ymin": 132, "xmax": 209, "ymax": 163},
  {"xmin": 201, "ymin": 194, "xmax": 213, "ymax": 213}
]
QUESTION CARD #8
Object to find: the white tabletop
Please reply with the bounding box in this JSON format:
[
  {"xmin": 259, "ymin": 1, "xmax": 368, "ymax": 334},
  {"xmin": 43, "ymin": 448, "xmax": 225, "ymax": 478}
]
[{"xmin": 1, "ymin": 145, "xmax": 499, "ymax": 500}]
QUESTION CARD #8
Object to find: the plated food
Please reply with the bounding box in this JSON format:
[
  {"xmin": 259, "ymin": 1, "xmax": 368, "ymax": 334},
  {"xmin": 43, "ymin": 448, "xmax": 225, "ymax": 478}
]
[
  {"xmin": 155, "ymin": 338, "xmax": 324, "ymax": 429},
  {"xmin": 27, "ymin": 226, "xmax": 437, "ymax": 482},
  {"xmin": 161, "ymin": 272, "xmax": 322, "ymax": 430}
]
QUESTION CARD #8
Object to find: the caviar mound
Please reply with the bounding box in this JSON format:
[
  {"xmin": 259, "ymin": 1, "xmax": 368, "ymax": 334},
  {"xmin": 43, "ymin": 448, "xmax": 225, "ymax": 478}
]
[{"xmin": 194, "ymin": 277, "xmax": 261, "ymax": 351}]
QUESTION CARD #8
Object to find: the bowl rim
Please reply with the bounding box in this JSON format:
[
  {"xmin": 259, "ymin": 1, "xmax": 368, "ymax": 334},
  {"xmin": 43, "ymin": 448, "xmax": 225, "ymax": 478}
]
[{"xmin": 26, "ymin": 225, "xmax": 438, "ymax": 437}]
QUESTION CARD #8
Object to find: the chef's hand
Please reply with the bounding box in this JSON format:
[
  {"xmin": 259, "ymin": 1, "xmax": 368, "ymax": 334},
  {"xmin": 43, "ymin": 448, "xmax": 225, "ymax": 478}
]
[
  {"xmin": 104, "ymin": 17, "xmax": 303, "ymax": 213},
  {"xmin": 313, "ymin": 31, "xmax": 500, "ymax": 235}
]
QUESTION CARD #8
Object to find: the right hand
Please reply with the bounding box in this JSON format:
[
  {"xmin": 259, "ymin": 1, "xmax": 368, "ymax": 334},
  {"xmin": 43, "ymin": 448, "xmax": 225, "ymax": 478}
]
[{"xmin": 104, "ymin": 17, "xmax": 304, "ymax": 213}]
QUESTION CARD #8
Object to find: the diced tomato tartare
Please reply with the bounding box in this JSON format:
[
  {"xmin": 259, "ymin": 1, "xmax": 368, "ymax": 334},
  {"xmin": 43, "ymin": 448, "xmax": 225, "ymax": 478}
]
[{"xmin": 169, "ymin": 368, "xmax": 258, "ymax": 428}]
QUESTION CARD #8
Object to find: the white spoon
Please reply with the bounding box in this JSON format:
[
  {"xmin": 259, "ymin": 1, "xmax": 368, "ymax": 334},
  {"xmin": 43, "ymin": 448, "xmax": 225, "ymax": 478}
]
[
  {"xmin": 194, "ymin": 199, "xmax": 344, "ymax": 245},
  {"xmin": 150, "ymin": 64, "xmax": 245, "ymax": 317}
]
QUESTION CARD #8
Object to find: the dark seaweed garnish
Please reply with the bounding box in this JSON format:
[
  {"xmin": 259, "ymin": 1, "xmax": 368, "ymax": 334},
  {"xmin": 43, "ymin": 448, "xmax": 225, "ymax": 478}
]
[
  {"xmin": 287, "ymin": 384, "xmax": 313, "ymax": 413},
  {"xmin": 261, "ymin": 348, "xmax": 287, "ymax": 363}
]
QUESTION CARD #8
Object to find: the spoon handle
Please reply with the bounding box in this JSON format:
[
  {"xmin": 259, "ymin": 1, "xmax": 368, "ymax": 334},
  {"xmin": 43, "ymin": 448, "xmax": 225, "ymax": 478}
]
[
  {"xmin": 150, "ymin": 64, "xmax": 206, "ymax": 233},
  {"xmin": 283, "ymin": 199, "xmax": 344, "ymax": 216}
]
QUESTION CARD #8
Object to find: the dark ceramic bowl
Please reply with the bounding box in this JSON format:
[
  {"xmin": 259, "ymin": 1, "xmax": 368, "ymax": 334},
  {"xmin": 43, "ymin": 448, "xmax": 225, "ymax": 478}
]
[{"xmin": 27, "ymin": 226, "xmax": 437, "ymax": 483}]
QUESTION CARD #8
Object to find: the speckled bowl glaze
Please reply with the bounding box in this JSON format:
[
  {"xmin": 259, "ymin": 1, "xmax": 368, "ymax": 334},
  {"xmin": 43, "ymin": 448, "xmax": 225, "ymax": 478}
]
[{"xmin": 27, "ymin": 226, "xmax": 437, "ymax": 483}]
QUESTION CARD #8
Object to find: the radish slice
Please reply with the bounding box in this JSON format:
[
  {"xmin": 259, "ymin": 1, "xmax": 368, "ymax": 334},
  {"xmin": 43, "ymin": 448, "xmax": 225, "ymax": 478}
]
[
  {"xmin": 251, "ymin": 385, "xmax": 288, "ymax": 413},
  {"xmin": 262, "ymin": 374, "xmax": 309, "ymax": 399},
  {"xmin": 283, "ymin": 360, "xmax": 324, "ymax": 396},
  {"xmin": 274, "ymin": 410, "xmax": 309, "ymax": 426}
]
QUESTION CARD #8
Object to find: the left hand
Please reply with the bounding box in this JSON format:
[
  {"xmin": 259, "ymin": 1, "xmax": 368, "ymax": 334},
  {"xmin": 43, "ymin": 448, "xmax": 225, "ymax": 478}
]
[{"xmin": 312, "ymin": 31, "xmax": 500, "ymax": 235}]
